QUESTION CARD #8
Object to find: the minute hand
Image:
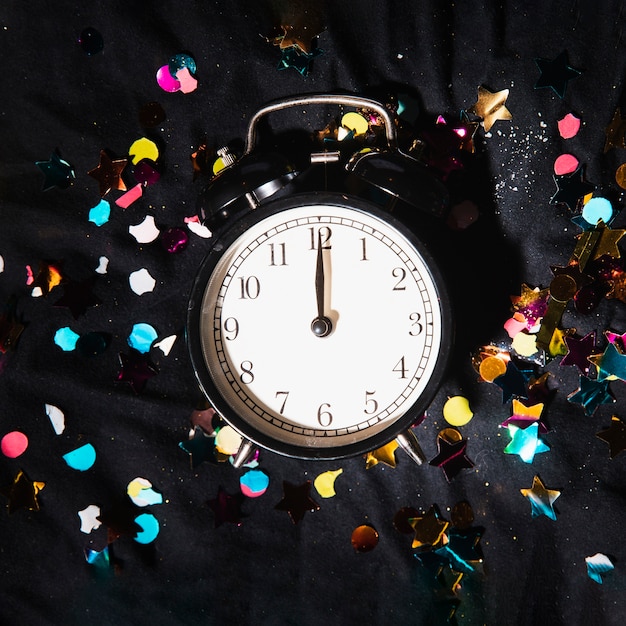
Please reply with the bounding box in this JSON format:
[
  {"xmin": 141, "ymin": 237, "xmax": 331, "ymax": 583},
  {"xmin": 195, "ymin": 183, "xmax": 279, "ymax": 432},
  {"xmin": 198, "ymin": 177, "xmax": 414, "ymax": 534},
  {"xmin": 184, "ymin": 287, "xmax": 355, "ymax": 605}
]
[{"xmin": 311, "ymin": 231, "xmax": 333, "ymax": 337}]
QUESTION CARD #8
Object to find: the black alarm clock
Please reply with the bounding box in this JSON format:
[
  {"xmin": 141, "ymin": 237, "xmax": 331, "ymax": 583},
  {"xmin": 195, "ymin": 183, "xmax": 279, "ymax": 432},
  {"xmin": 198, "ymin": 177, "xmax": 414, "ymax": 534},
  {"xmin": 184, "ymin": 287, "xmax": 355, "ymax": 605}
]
[{"xmin": 187, "ymin": 94, "xmax": 453, "ymax": 466}]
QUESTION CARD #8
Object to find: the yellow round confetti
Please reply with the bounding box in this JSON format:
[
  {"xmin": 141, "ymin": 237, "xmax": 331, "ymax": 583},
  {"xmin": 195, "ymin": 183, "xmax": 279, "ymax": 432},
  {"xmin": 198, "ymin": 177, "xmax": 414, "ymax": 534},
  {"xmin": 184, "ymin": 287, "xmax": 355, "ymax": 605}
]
[
  {"xmin": 341, "ymin": 111, "xmax": 369, "ymax": 136},
  {"xmin": 442, "ymin": 396, "xmax": 474, "ymax": 427},
  {"xmin": 212, "ymin": 156, "xmax": 228, "ymax": 175},
  {"xmin": 313, "ymin": 469, "xmax": 343, "ymax": 498},
  {"xmin": 129, "ymin": 137, "xmax": 159, "ymax": 165},
  {"xmin": 511, "ymin": 331, "xmax": 538, "ymax": 357},
  {"xmin": 479, "ymin": 355, "xmax": 507, "ymax": 382},
  {"xmin": 616, "ymin": 163, "xmax": 626, "ymax": 189},
  {"xmin": 214, "ymin": 425, "xmax": 243, "ymax": 455}
]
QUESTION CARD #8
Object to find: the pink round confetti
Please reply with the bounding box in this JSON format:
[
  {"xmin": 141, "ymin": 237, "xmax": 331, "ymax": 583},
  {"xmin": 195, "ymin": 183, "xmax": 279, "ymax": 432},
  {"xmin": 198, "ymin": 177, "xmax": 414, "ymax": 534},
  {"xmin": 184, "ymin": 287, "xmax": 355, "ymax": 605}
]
[
  {"xmin": 557, "ymin": 113, "xmax": 581, "ymax": 139},
  {"xmin": 554, "ymin": 154, "xmax": 579, "ymax": 176},
  {"xmin": 1, "ymin": 431, "xmax": 29, "ymax": 458},
  {"xmin": 156, "ymin": 65, "xmax": 180, "ymax": 93}
]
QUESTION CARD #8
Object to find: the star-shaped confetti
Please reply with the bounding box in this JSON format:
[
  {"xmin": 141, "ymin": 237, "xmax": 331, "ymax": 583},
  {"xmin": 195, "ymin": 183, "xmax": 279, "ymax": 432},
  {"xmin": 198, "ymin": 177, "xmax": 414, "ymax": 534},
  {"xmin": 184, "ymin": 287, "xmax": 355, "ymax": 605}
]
[
  {"xmin": 500, "ymin": 400, "xmax": 547, "ymax": 434},
  {"xmin": 534, "ymin": 51, "xmax": 581, "ymax": 98},
  {"xmin": 604, "ymin": 108, "xmax": 626, "ymax": 152},
  {"xmin": 179, "ymin": 426, "xmax": 217, "ymax": 469},
  {"xmin": 277, "ymin": 47, "xmax": 323, "ymax": 76},
  {"xmin": 53, "ymin": 278, "xmax": 102, "ymax": 319},
  {"xmin": 88, "ymin": 150, "xmax": 128, "ymax": 196},
  {"xmin": 364, "ymin": 439, "xmax": 399, "ymax": 468},
  {"xmin": 550, "ymin": 166, "xmax": 595, "ymax": 212},
  {"xmin": 493, "ymin": 360, "xmax": 530, "ymax": 403},
  {"xmin": 585, "ymin": 553, "xmax": 615, "ymax": 584},
  {"xmin": 274, "ymin": 480, "xmax": 320, "ymax": 524},
  {"xmin": 596, "ymin": 415, "xmax": 626, "ymax": 458},
  {"xmin": 35, "ymin": 151, "xmax": 75, "ymax": 191},
  {"xmin": 520, "ymin": 475, "xmax": 560, "ymax": 520},
  {"xmin": 511, "ymin": 284, "xmax": 550, "ymax": 326},
  {"xmin": 588, "ymin": 342, "xmax": 626, "ymax": 382},
  {"xmin": 560, "ymin": 331, "xmax": 596, "ymax": 373},
  {"xmin": 0, "ymin": 469, "xmax": 45, "ymax": 514},
  {"xmin": 504, "ymin": 422, "xmax": 549, "ymax": 463},
  {"xmin": 592, "ymin": 222, "xmax": 626, "ymax": 260},
  {"xmin": 409, "ymin": 505, "xmax": 450, "ymax": 551},
  {"xmin": 97, "ymin": 501, "xmax": 143, "ymax": 543},
  {"xmin": 116, "ymin": 349, "xmax": 158, "ymax": 393},
  {"xmin": 567, "ymin": 375, "xmax": 615, "ymax": 416},
  {"xmin": 208, "ymin": 486, "xmax": 245, "ymax": 527},
  {"xmin": 435, "ymin": 527, "xmax": 484, "ymax": 575},
  {"xmin": 429, "ymin": 429, "xmax": 474, "ymax": 481},
  {"xmin": 468, "ymin": 85, "xmax": 512, "ymax": 133}
]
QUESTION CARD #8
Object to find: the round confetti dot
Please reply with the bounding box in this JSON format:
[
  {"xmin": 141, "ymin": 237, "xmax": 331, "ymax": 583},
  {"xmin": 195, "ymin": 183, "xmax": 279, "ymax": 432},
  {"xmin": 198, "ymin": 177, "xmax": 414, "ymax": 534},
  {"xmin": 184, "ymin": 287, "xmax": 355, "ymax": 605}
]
[
  {"xmin": 443, "ymin": 396, "xmax": 474, "ymax": 427},
  {"xmin": 63, "ymin": 443, "xmax": 96, "ymax": 471},
  {"xmin": 129, "ymin": 215, "xmax": 160, "ymax": 244},
  {"xmin": 88, "ymin": 199, "xmax": 111, "ymax": 227},
  {"xmin": 129, "ymin": 137, "xmax": 159, "ymax": 166},
  {"xmin": 1, "ymin": 431, "xmax": 29, "ymax": 458},
  {"xmin": 139, "ymin": 102, "xmax": 166, "ymax": 128},
  {"xmin": 127, "ymin": 477, "xmax": 163, "ymax": 507},
  {"xmin": 615, "ymin": 163, "xmax": 626, "ymax": 189},
  {"xmin": 215, "ymin": 425, "xmax": 243, "ymax": 455},
  {"xmin": 128, "ymin": 323, "xmax": 158, "ymax": 354},
  {"xmin": 129, "ymin": 268, "xmax": 156, "ymax": 295},
  {"xmin": 582, "ymin": 196, "xmax": 613, "ymax": 225},
  {"xmin": 240, "ymin": 469, "xmax": 269, "ymax": 498},
  {"xmin": 512, "ymin": 331, "xmax": 538, "ymax": 357},
  {"xmin": 134, "ymin": 160, "xmax": 161, "ymax": 185},
  {"xmin": 168, "ymin": 53, "xmax": 197, "ymax": 77},
  {"xmin": 156, "ymin": 65, "xmax": 180, "ymax": 92},
  {"xmin": 351, "ymin": 524, "xmax": 379, "ymax": 552},
  {"xmin": 554, "ymin": 153, "xmax": 579, "ymax": 175},
  {"xmin": 341, "ymin": 111, "xmax": 369, "ymax": 135},
  {"xmin": 78, "ymin": 27, "xmax": 104, "ymax": 55},
  {"xmin": 134, "ymin": 512, "xmax": 160, "ymax": 544},
  {"xmin": 439, "ymin": 427, "xmax": 463, "ymax": 444},
  {"xmin": 550, "ymin": 273, "xmax": 578, "ymax": 302},
  {"xmin": 54, "ymin": 327, "xmax": 80, "ymax": 351},
  {"xmin": 160, "ymin": 227, "xmax": 189, "ymax": 253},
  {"xmin": 479, "ymin": 355, "xmax": 507, "ymax": 382},
  {"xmin": 557, "ymin": 112, "xmax": 581, "ymax": 139},
  {"xmin": 313, "ymin": 469, "xmax": 343, "ymax": 498},
  {"xmin": 76, "ymin": 332, "xmax": 108, "ymax": 357}
]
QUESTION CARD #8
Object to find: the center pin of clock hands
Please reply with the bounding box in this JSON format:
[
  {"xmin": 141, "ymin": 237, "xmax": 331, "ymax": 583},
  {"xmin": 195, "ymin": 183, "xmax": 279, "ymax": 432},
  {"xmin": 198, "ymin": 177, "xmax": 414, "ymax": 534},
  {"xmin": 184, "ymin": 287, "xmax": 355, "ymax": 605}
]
[{"xmin": 311, "ymin": 230, "xmax": 333, "ymax": 337}]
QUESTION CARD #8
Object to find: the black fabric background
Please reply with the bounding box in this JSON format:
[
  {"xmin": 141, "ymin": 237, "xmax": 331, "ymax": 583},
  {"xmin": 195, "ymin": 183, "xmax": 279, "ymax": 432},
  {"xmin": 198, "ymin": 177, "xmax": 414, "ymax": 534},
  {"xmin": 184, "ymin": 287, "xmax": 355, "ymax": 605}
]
[{"xmin": 2, "ymin": 2, "xmax": 626, "ymax": 624}]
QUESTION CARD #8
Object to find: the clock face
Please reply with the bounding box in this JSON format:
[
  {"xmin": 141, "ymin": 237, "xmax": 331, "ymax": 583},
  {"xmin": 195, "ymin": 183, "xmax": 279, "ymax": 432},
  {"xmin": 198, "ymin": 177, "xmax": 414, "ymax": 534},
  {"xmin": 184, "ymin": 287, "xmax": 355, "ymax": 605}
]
[{"xmin": 188, "ymin": 194, "xmax": 452, "ymax": 459}]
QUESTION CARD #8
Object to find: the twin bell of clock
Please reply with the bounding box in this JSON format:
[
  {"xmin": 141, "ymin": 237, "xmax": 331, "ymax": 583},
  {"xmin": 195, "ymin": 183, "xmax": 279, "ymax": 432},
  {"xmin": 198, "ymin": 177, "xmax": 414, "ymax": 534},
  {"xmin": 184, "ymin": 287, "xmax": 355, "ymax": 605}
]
[{"xmin": 188, "ymin": 93, "xmax": 453, "ymax": 467}]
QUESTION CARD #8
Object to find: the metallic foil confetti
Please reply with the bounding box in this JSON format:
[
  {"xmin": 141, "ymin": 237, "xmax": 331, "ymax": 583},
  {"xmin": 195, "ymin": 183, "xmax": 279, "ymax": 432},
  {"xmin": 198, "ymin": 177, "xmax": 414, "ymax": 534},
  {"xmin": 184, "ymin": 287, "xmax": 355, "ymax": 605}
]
[
  {"xmin": 208, "ymin": 486, "xmax": 244, "ymax": 527},
  {"xmin": 364, "ymin": 440, "xmax": 399, "ymax": 468},
  {"xmin": 88, "ymin": 150, "xmax": 128, "ymax": 196},
  {"xmin": 138, "ymin": 101, "xmax": 166, "ymax": 128},
  {"xmin": 550, "ymin": 166, "xmax": 595, "ymax": 211},
  {"xmin": 585, "ymin": 553, "xmax": 614, "ymax": 584},
  {"xmin": 520, "ymin": 475, "xmax": 560, "ymax": 520},
  {"xmin": 604, "ymin": 108, "xmax": 626, "ymax": 152},
  {"xmin": 534, "ymin": 51, "xmax": 581, "ymax": 98},
  {"xmin": 76, "ymin": 332, "xmax": 108, "ymax": 357},
  {"xmin": 588, "ymin": 342, "xmax": 626, "ymax": 382},
  {"xmin": 567, "ymin": 375, "xmax": 615, "ymax": 416},
  {"xmin": 160, "ymin": 227, "xmax": 189, "ymax": 253},
  {"xmin": 179, "ymin": 427, "xmax": 217, "ymax": 469},
  {"xmin": 351, "ymin": 524, "xmax": 379, "ymax": 552},
  {"xmin": 596, "ymin": 415, "xmax": 626, "ymax": 458},
  {"xmin": 0, "ymin": 469, "xmax": 45, "ymax": 514},
  {"xmin": 116, "ymin": 349, "xmax": 158, "ymax": 393},
  {"xmin": 54, "ymin": 278, "xmax": 101, "ymax": 318},
  {"xmin": 36, "ymin": 152, "xmax": 75, "ymax": 191},
  {"xmin": 429, "ymin": 428, "xmax": 475, "ymax": 481},
  {"xmin": 409, "ymin": 505, "xmax": 450, "ymax": 551},
  {"xmin": 504, "ymin": 423, "xmax": 549, "ymax": 463},
  {"xmin": 468, "ymin": 85, "xmax": 512, "ymax": 132},
  {"xmin": 274, "ymin": 480, "xmax": 320, "ymax": 524}
]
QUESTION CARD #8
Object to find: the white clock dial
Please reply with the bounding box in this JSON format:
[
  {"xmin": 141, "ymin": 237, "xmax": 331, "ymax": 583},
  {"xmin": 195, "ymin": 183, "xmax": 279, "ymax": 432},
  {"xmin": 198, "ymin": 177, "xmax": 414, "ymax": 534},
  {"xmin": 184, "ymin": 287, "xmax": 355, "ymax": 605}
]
[{"xmin": 191, "ymin": 197, "xmax": 450, "ymax": 458}]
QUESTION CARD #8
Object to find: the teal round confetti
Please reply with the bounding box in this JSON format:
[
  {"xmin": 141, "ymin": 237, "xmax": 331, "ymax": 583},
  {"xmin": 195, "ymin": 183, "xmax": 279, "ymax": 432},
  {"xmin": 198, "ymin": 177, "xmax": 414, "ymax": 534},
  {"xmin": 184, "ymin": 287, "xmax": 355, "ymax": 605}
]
[
  {"xmin": 168, "ymin": 53, "xmax": 196, "ymax": 77},
  {"xmin": 127, "ymin": 323, "xmax": 158, "ymax": 353},
  {"xmin": 88, "ymin": 199, "xmax": 111, "ymax": 227},
  {"xmin": 54, "ymin": 327, "xmax": 80, "ymax": 351},
  {"xmin": 582, "ymin": 197, "xmax": 613, "ymax": 225},
  {"xmin": 240, "ymin": 469, "xmax": 269, "ymax": 497},
  {"xmin": 134, "ymin": 512, "xmax": 160, "ymax": 544},
  {"xmin": 62, "ymin": 443, "xmax": 96, "ymax": 471}
]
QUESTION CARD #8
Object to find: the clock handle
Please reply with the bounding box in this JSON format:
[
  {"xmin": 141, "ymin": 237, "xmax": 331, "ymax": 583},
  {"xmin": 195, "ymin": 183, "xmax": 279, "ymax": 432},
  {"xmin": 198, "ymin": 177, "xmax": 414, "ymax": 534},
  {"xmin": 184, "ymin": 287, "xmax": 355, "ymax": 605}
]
[
  {"xmin": 395, "ymin": 430, "xmax": 427, "ymax": 465},
  {"xmin": 243, "ymin": 93, "xmax": 399, "ymax": 155}
]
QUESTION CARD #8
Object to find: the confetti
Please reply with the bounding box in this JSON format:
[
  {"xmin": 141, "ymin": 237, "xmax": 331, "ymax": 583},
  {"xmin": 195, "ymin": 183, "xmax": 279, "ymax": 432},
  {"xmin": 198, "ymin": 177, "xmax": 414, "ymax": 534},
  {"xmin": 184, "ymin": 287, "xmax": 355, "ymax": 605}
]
[
  {"xmin": 133, "ymin": 512, "xmax": 160, "ymax": 544},
  {"xmin": 62, "ymin": 443, "xmax": 96, "ymax": 471},
  {"xmin": 134, "ymin": 160, "xmax": 160, "ymax": 185},
  {"xmin": 1, "ymin": 431, "xmax": 28, "ymax": 458},
  {"xmin": 176, "ymin": 67, "xmax": 198, "ymax": 94},
  {"xmin": 129, "ymin": 137, "xmax": 159, "ymax": 165},
  {"xmin": 313, "ymin": 469, "xmax": 343, "ymax": 498},
  {"xmin": 561, "ymin": 331, "xmax": 596, "ymax": 374},
  {"xmin": 185, "ymin": 216, "xmax": 212, "ymax": 238},
  {"xmin": 160, "ymin": 227, "xmax": 189, "ymax": 253},
  {"xmin": 274, "ymin": 480, "xmax": 320, "ymax": 524},
  {"xmin": 409, "ymin": 505, "xmax": 449, "ymax": 551},
  {"xmin": 582, "ymin": 197, "xmax": 613, "ymax": 226},
  {"xmin": 504, "ymin": 423, "xmax": 549, "ymax": 463},
  {"xmin": 179, "ymin": 427, "xmax": 217, "ymax": 468},
  {"xmin": 84, "ymin": 546, "xmax": 110, "ymax": 569},
  {"xmin": 596, "ymin": 415, "xmax": 626, "ymax": 458},
  {"xmin": 45, "ymin": 403, "xmax": 65, "ymax": 434},
  {"xmin": 129, "ymin": 216, "xmax": 160, "ymax": 244},
  {"xmin": 127, "ymin": 323, "xmax": 157, "ymax": 354},
  {"xmin": 156, "ymin": 65, "xmax": 180, "ymax": 92},
  {"xmin": 604, "ymin": 108, "xmax": 626, "ymax": 152},
  {"xmin": 341, "ymin": 111, "xmax": 369, "ymax": 135},
  {"xmin": 239, "ymin": 469, "xmax": 269, "ymax": 498},
  {"xmin": 429, "ymin": 428, "xmax": 475, "ymax": 481},
  {"xmin": 553, "ymin": 154, "xmax": 579, "ymax": 176},
  {"xmin": 215, "ymin": 425, "xmax": 243, "ymax": 456},
  {"xmin": 139, "ymin": 101, "xmax": 166, "ymax": 128},
  {"xmin": 115, "ymin": 183, "xmax": 143, "ymax": 209},
  {"xmin": 442, "ymin": 396, "xmax": 474, "ymax": 427},
  {"xmin": 520, "ymin": 475, "xmax": 560, "ymax": 520},
  {"xmin": 365, "ymin": 440, "xmax": 399, "ymax": 468},
  {"xmin": 557, "ymin": 113, "xmax": 581, "ymax": 139},
  {"xmin": 54, "ymin": 327, "xmax": 80, "ymax": 351},
  {"xmin": 78, "ymin": 504, "xmax": 102, "ymax": 533},
  {"xmin": 95, "ymin": 256, "xmax": 109, "ymax": 274},
  {"xmin": 88, "ymin": 150, "xmax": 127, "ymax": 196},
  {"xmin": 117, "ymin": 349, "xmax": 158, "ymax": 393},
  {"xmin": 127, "ymin": 477, "xmax": 163, "ymax": 507},
  {"xmin": 78, "ymin": 27, "xmax": 103, "ymax": 55},
  {"xmin": 88, "ymin": 199, "xmax": 111, "ymax": 226},
  {"xmin": 129, "ymin": 268, "xmax": 156, "ymax": 295},
  {"xmin": 567, "ymin": 375, "xmax": 615, "ymax": 416},
  {"xmin": 351, "ymin": 524, "xmax": 379, "ymax": 552},
  {"xmin": 585, "ymin": 553, "xmax": 614, "ymax": 584},
  {"xmin": 154, "ymin": 334, "xmax": 177, "ymax": 356},
  {"xmin": 534, "ymin": 50, "xmax": 581, "ymax": 98},
  {"xmin": 0, "ymin": 469, "xmax": 45, "ymax": 514},
  {"xmin": 54, "ymin": 278, "xmax": 101, "ymax": 319},
  {"xmin": 208, "ymin": 486, "xmax": 244, "ymax": 527},
  {"xmin": 168, "ymin": 53, "xmax": 197, "ymax": 76},
  {"xmin": 468, "ymin": 85, "xmax": 512, "ymax": 132},
  {"xmin": 36, "ymin": 152, "xmax": 75, "ymax": 191}
]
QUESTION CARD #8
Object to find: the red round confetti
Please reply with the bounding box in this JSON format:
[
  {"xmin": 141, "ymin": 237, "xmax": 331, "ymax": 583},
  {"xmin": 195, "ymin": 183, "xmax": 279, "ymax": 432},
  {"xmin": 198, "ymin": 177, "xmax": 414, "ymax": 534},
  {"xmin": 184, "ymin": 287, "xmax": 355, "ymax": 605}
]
[
  {"xmin": 557, "ymin": 113, "xmax": 581, "ymax": 139},
  {"xmin": 1, "ymin": 431, "xmax": 29, "ymax": 458},
  {"xmin": 351, "ymin": 524, "xmax": 379, "ymax": 552},
  {"xmin": 554, "ymin": 153, "xmax": 579, "ymax": 176}
]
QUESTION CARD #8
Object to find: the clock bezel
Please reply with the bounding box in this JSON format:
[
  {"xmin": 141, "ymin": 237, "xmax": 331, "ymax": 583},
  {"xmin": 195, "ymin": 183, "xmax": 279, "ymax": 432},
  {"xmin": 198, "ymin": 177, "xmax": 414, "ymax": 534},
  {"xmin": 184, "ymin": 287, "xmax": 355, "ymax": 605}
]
[{"xmin": 186, "ymin": 191, "xmax": 453, "ymax": 460}]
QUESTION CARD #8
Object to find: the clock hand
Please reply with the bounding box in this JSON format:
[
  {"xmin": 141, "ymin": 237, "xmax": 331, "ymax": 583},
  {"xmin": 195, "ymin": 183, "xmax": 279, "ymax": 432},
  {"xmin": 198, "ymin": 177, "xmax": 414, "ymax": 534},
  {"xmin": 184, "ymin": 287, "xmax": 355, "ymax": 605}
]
[{"xmin": 311, "ymin": 230, "xmax": 333, "ymax": 337}]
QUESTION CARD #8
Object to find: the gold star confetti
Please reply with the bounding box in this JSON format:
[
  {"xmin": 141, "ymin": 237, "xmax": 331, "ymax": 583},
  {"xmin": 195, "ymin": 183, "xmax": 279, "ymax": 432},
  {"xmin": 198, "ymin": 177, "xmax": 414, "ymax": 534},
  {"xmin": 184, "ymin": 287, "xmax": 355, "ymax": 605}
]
[
  {"xmin": 520, "ymin": 475, "xmax": 560, "ymax": 520},
  {"xmin": 409, "ymin": 505, "xmax": 450, "ymax": 550},
  {"xmin": 468, "ymin": 85, "xmax": 512, "ymax": 132},
  {"xmin": 364, "ymin": 440, "xmax": 399, "ymax": 468},
  {"xmin": 604, "ymin": 108, "xmax": 626, "ymax": 152}
]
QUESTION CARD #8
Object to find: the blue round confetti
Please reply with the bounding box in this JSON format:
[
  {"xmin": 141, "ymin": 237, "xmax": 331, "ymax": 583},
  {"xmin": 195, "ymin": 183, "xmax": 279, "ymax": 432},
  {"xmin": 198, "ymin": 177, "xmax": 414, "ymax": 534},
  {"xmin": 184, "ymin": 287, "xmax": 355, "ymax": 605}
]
[
  {"xmin": 54, "ymin": 327, "xmax": 80, "ymax": 351},
  {"xmin": 582, "ymin": 197, "xmax": 613, "ymax": 225},
  {"xmin": 127, "ymin": 323, "xmax": 158, "ymax": 353},
  {"xmin": 168, "ymin": 53, "xmax": 197, "ymax": 78},
  {"xmin": 134, "ymin": 512, "xmax": 160, "ymax": 544},
  {"xmin": 63, "ymin": 443, "xmax": 96, "ymax": 471},
  {"xmin": 240, "ymin": 469, "xmax": 269, "ymax": 497},
  {"xmin": 88, "ymin": 199, "xmax": 111, "ymax": 227}
]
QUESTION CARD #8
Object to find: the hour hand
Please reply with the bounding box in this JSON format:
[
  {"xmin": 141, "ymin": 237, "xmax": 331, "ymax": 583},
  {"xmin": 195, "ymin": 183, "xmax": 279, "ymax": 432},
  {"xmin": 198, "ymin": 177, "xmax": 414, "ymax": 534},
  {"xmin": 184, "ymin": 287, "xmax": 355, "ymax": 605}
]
[{"xmin": 311, "ymin": 231, "xmax": 333, "ymax": 337}]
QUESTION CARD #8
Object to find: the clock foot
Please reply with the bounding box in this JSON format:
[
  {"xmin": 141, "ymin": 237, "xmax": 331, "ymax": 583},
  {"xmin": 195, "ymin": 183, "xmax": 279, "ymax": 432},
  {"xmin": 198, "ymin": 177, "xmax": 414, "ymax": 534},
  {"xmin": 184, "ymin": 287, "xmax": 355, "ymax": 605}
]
[
  {"xmin": 396, "ymin": 430, "xmax": 426, "ymax": 465},
  {"xmin": 232, "ymin": 438, "xmax": 256, "ymax": 468}
]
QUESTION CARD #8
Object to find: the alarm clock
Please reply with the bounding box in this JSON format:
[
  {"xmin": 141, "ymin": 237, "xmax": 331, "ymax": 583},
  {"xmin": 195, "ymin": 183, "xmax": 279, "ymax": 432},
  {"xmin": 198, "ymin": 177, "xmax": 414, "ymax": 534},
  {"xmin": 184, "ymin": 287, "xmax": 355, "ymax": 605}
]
[{"xmin": 187, "ymin": 94, "xmax": 453, "ymax": 465}]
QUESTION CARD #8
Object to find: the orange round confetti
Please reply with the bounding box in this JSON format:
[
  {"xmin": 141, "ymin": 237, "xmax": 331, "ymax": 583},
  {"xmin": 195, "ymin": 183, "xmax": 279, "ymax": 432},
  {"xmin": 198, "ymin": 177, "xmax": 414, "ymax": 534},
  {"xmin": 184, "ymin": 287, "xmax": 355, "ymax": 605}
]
[
  {"xmin": 615, "ymin": 163, "xmax": 626, "ymax": 189},
  {"xmin": 351, "ymin": 524, "xmax": 379, "ymax": 552},
  {"xmin": 479, "ymin": 355, "xmax": 507, "ymax": 382}
]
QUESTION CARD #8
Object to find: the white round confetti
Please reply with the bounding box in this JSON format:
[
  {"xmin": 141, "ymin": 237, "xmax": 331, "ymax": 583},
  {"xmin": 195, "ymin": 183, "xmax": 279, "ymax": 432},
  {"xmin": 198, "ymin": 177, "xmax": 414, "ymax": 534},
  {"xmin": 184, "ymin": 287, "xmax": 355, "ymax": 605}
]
[
  {"xmin": 215, "ymin": 425, "xmax": 243, "ymax": 455},
  {"xmin": 129, "ymin": 268, "xmax": 156, "ymax": 295},
  {"xmin": 186, "ymin": 220, "xmax": 212, "ymax": 238},
  {"xmin": 45, "ymin": 403, "xmax": 65, "ymax": 434},
  {"xmin": 78, "ymin": 504, "xmax": 102, "ymax": 534},
  {"xmin": 129, "ymin": 215, "xmax": 160, "ymax": 243}
]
